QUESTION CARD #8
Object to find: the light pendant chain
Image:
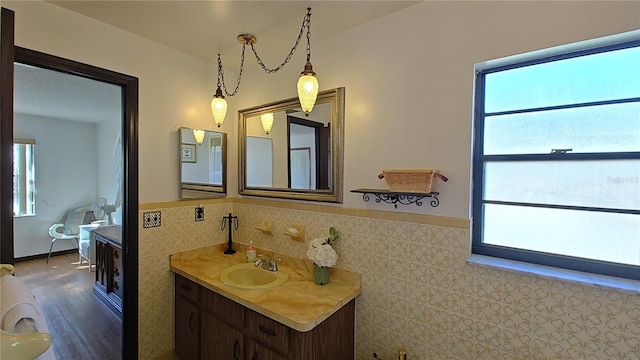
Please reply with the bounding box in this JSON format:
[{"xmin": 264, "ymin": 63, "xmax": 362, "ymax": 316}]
[
  {"xmin": 305, "ymin": 13, "xmax": 311, "ymax": 63},
  {"xmin": 216, "ymin": 8, "xmax": 313, "ymax": 97},
  {"xmin": 250, "ymin": 8, "xmax": 312, "ymax": 74},
  {"xmin": 217, "ymin": 44, "xmax": 247, "ymax": 97}
]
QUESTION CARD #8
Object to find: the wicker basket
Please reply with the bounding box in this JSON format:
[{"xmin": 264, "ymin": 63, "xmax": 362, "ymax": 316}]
[{"xmin": 378, "ymin": 169, "xmax": 442, "ymax": 193}]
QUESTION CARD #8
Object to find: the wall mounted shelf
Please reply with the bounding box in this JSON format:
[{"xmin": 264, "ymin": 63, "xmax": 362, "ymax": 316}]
[{"xmin": 350, "ymin": 188, "xmax": 440, "ymax": 209}]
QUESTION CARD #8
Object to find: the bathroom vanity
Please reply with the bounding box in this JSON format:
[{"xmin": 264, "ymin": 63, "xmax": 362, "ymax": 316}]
[{"xmin": 170, "ymin": 244, "xmax": 361, "ymax": 360}]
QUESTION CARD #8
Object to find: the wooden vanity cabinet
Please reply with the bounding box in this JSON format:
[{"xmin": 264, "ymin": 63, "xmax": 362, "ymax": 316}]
[
  {"xmin": 246, "ymin": 339, "xmax": 287, "ymax": 360},
  {"xmin": 175, "ymin": 275, "xmax": 200, "ymax": 360},
  {"xmin": 201, "ymin": 313, "xmax": 245, "ymax": 359},
  {"xmin": 244, "ymin": 308, "xmax": 289, "ymax": 356},
  {"xmin": 200, "ymin": 284, "xmax": 245, "ymax": 359},
  {"xmin": 94, "ymin": 226, "xmax": 123, "ymax": 317},
  {"xmin": 174, "ymin": 274, "xmax": 355, "ymax": 360}
]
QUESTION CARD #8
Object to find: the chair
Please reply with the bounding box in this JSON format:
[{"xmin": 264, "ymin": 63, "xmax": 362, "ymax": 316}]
[{"xmin": 47, "ymin": 207, "xmax": 95, "ymax": 263}]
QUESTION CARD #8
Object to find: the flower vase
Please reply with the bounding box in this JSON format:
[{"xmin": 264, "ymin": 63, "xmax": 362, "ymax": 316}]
[{"xmin": 313, "ymin": 264, "xmax": 330, "ymax": 285}]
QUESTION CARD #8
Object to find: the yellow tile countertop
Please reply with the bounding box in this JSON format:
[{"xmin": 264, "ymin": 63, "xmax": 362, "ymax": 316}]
[{"xmin": 170, "ymin": 243, "xmax": 362, "ymax": 332}]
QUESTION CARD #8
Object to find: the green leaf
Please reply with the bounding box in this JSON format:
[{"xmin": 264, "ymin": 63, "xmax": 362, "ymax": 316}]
[{"xmin": 329, "ymin": 227, "xmax": 339, "ymax": 242}]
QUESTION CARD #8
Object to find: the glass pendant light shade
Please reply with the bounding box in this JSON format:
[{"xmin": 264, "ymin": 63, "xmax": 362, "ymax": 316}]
[
  {"xmin": 261, "ymin": 113, "xmax": 274, "ymax": 135},
  {"xmin": 211, "ymin": 87, "xmax": 227, "ymax": 127},
  {"xmin": 193, "ymin": 129, "xmax": 205, "ymax": 145},
  {"xmin": 297, "ymin": 62, "xmax": 318, "ymax": 115}
]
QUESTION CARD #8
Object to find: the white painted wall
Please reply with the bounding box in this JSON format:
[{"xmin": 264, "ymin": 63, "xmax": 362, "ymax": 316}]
[
  {"xmin": 226, "ymin": 0, "xmax": 640, "ymax": 218},
  {"xmin": 245, "ymin": 137, "xmax": 273, "ymax": 187},
  {"xmin": 9, "ymin": 1, "xmax": 638, "ymax": 218},
  {"xmin": 246, "ymin": 112, "xmax": 289, "ymax": 187},
  {"xmin": 180, "ymin": 130, "xmax": 212, "ymax": 184},
  {"xmin": 6, "ymin": 0, "xmax": 219, "ymax": 204},
  {"xmin": 13, "ymin": 113, "xmax": 97, "ymax": 257},
  {"xmin": 96, "ymin": 99, "xmax": 123, "ymax": 225}
]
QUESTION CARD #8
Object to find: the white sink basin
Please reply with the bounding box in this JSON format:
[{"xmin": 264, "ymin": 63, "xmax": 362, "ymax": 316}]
[{"xmin": 220, "ymin": 263, "xmax": 289, "ymax": 290}]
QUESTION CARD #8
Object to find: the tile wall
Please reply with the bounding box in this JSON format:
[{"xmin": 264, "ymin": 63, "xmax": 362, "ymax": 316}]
[
  {"xmin": 138, "ymin": 200, "xmax": 232, "ymax": 358},
  {"xmin": 139, "ymin": 199, "xmax": 640, "ymax": 360}
]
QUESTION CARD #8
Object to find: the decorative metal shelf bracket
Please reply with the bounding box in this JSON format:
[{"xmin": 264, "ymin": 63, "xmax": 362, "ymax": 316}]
[{"xmin": 350, "ymin": 189, "xmax": 440, "ymax": 209}]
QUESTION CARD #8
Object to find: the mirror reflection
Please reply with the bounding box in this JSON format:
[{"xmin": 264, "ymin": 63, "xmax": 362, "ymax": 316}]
[
  {"xmin": 239, "ymin": 87, "xmax": 344, "ymax": 203},
  {"xmin": 179, "ymin": 127, "xmax": 227, "ymax": 198}
]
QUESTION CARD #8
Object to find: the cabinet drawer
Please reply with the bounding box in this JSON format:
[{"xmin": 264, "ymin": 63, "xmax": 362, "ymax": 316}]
[
  {"xmin": 175, "ymin": 275, "xmax": 199, "ymax": 304},
  {"xmin": 200, "ymin": 287, "xmax": 244, "ymax": 328},
  {"xmin": 112, "ymin": 247, "xmax": 123, "ymax": 272},
  {"xmin": 113, "ymin": 262, "xmax": 122, "ymax": 279},
  {"xmin": 113, "ymin": 277, "xmax": 124, "ymax": 299},
  {"xmin": 245, "ymin": 309, "xmax": 289, "ymax": 355}
]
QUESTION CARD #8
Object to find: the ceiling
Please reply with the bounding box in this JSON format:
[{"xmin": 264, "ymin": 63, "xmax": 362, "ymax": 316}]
[
  {"xmin": 47, "ymin": 1, "xmax": 419, "ymax": 64},
  {"xmin": 14, "ymin": 1, "xmax": 419, "ymax": 123},
  {"xmin": 14, "ymin": 63, "xmax": 122, "ymax": 123}
]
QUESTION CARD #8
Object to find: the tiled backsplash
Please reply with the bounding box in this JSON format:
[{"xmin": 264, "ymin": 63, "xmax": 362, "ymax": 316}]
[
  {"xmin": 139, "ymin": 199, "xmax": 640, "ymax": 360},
  {"xmin": 138, "ymin": 201, "xmax": 232, "ymax": 358}
]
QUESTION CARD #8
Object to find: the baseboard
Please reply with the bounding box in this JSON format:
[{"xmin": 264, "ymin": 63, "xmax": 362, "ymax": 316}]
[{"xmin": 15, "ymin": 249, "xmax": 77, "ymax": 262}]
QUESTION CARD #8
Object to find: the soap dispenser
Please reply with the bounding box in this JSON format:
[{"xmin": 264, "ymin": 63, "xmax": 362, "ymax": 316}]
[{"xmin": 246, "ymin": 241, "xmax": 256, "ymax": 263}]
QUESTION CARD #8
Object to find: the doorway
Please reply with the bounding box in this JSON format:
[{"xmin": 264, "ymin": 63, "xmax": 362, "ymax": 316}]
[{"xmin": 1, "ymin": 9, "xmax": 139, "ymax": 356}]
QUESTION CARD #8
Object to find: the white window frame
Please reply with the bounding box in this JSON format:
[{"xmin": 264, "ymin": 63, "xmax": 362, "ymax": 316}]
[{"xmin": 13, "ymin": 138, "xmax": 36, "ymax": 217}]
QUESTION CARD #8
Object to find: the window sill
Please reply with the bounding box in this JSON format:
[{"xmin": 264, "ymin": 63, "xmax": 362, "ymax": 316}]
[{"xmin": 467, "ymin": 255, "xmax": 640, "ymax": 294}]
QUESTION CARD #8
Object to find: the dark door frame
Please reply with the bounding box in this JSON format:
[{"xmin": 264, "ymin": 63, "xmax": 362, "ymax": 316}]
[
  {"xmin": 286, "ymin": 116, "xmax": 329, "ymax": 189},
  {"xmin": 1, "ymin": 10, "xmax": 139, "ymax": 355},
  {"xmin": 1, "ymin": 8, "xmax": 16, "ymax": 265}
]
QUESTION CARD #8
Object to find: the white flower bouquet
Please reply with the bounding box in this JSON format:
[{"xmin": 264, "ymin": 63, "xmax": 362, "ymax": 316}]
[{"xmin": 307, "ymin": 227, "xmax": 340, "ymax": 267}]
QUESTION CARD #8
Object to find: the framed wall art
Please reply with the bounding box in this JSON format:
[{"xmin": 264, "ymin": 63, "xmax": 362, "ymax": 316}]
[{"xmin": 181, "ymin": 143, "xmax": 196, "ymax": 163}]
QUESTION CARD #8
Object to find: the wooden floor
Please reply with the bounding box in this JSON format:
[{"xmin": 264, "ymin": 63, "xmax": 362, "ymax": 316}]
[{"xmin": 14, "ymin": 252, "xmax": 122, "ymax": 360}]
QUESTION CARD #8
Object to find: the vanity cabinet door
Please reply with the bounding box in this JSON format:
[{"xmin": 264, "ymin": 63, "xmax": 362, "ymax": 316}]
[
  {"xmin": 246, "ymin": 339, "xmax": 288, "ymax": 360},
  {"xmin": 175, "ymin": 294, "xmax": 199, "ymax": 360},
  {"xmin": 201, "ymin": 312, "xmax": 244, "ymax": 360},
  {"xmin": 94, "ymin": 238, "xmax": 109, "ymax": 291},
  {"xmin": 288, "ymin": 298, "xmax": 356, "ymax": 360},
  {"xmin": 200, "ymin": 286, "xmax": 244, "ymax": 328},
  {"xmin": 245, "ymin": 309, "xmax": 289, "ymax": 355}
]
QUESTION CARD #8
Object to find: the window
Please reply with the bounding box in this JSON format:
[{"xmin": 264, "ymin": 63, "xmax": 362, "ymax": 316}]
[
  {"xmin": 472, "ymin": 33, "xmax": 640, "ymax": 280},
  {"xmin": 13, "ymin": 139, "xmax": 36, "ymax": 217}
]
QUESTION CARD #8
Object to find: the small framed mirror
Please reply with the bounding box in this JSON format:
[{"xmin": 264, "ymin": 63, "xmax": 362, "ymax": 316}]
[
  {"xmin": 239, "ymin": 87, "xmax": 345, "ymax": 203},
  {"xmin": 179, "ymin": 127, "xmax": 227, "ymax": 198}
]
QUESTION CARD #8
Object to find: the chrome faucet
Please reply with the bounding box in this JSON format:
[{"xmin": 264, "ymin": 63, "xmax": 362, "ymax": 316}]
[
  {"xmin": 254, "ymin": 254, "xmax": 281, "ymax": 272},
  {"xmin": 269, "ymin": 258, "xmax": 281, "ymax": 272},
  {"xmin": 254, "ymin": 254, "xmax": 269, "ymax": 269}
]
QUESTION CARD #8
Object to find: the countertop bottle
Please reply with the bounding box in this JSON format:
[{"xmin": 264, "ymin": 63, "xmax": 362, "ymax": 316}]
[{"xmin": 246, "ymin": 241, "xmax": 256, "ymax": 263}]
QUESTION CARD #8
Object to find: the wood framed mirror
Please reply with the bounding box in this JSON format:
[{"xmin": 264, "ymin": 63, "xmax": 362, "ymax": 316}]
[{"xmin": 238, "ymin": 87, "xmax": 344, "ymax": 203}]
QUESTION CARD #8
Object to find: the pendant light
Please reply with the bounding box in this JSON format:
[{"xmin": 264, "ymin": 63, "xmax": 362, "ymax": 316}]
[
  {"xmin": 193, "ymin": 129, "xmax": 205, "ymax": 145},
  {"xmin": 298, "ymin": 62, "xmax": 318, "ymax": 115},
  {"xmin": 210, "ymin": 87, "xmax": 227, "ymax": 128},
  {"xmin": 211, "ymin": 8, "xmax": 317, "ymax": 126},
  {"xmin": 261, "ymin": 113, "xmax": 274, "ymax": 135},
  {"xmin": 297, "ymin": 15, "xmax": 318, "ymax": 115}
]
